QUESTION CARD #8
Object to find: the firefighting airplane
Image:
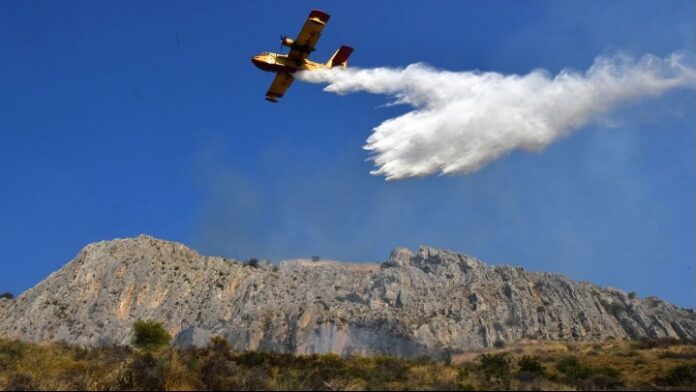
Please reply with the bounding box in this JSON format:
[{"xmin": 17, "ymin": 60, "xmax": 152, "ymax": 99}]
[{"xmin": 251, "ymin": 10, "xmax": 353, "ymax": 103}]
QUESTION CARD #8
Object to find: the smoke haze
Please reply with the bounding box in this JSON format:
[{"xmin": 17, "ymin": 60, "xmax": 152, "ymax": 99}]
[{"xmin": 298, "ymin": 53, "xmax": 695, "ymax": 180}]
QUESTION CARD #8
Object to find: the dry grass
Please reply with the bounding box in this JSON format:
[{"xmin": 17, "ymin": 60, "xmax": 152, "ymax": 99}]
[
  {"xmin": 0, "ymin": 337, "xmax": 694, "ymax": 390},
  {"xmin": 454, "ymin": 338, "xmax": 696, "ymax": 390}
]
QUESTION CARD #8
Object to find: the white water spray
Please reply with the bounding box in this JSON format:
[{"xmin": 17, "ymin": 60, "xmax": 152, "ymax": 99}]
[{"xmin": 298, "ymin": 53, "xmax": 695, "ymax": 180}]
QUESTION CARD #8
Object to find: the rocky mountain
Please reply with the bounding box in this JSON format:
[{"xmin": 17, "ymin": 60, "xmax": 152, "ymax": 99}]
[{"xmin": 1, "ymin": 235, "xmax": 694, "ymax": 357}]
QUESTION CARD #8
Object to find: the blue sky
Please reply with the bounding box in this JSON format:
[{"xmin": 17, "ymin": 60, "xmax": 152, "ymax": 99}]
[{"xmin": 0, "ymin": 0, "xmax": 694, "ymax": 307}]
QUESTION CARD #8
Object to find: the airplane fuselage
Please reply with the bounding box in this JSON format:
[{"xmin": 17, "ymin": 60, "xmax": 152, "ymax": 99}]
[
  {"xmin": 251, "ymin": 9, "xmax": 351, "ymax": 102},
  {"xmin": 251, "ymin": 52, "xmax": 326, "ymax": 74}
]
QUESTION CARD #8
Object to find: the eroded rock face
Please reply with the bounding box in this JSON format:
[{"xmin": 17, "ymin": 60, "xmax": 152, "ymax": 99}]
[
  {"xmin": 0, "ymin": 236, "xmax": 694, "ymax": 356},
  {"xmin": 0, "ymin": 298, "xmax": 12, "ymax": 318}
]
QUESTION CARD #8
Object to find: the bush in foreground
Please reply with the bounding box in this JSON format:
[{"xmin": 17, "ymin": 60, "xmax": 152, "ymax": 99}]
[
  {"xmin": 131, "ymin": 319, "xmax": 171, "ymax": 350},
  {"xmin": 555, "ymin": 356, "xmax": 624, "ymax": 389},
  {"xmin": 655, "ymin": 364, "xmax": 696, "ymax": 388},
  {"xmin": 515, "ymin": 355, "xmax": 546, "ymax": 381},
  {"xmin": 478, "ymin": 353, "xmax": 511, "ymax": 389}
]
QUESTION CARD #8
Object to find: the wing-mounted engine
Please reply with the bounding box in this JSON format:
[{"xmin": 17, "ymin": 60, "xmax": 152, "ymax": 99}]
[
  {"xmin": 280, "ymin": 36, "xmax": 295, "ymax": 47},
  {"xmin": 280, "ymin": 35, "xmax": 315, "ymax": 54},
  {"xmin": 281, "ymin": 10, "xmax": 330, "ymax": 57}
]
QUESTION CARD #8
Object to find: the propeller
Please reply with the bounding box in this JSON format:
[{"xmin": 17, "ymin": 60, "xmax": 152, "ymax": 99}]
[{"xmin": 279, "ymin": 35, "xmax": 294, "ymax": 52}]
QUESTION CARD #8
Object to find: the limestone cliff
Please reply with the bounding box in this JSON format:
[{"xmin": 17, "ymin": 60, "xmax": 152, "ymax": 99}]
[{"xmin": 0, "ymin": 236, "xmax": 693, "ymax": 356}]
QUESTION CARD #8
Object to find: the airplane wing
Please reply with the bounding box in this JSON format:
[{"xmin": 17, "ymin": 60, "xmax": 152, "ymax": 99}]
[
  {"xmin": 287, "ymin": 10, "xmax": 330, "ymax": 61},
  {"xmin": 265, "ymin": 72, "xmax": 294, "ymax": 102}
]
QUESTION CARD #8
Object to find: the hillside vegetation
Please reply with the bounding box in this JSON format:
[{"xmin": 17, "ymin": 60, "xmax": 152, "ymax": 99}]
[{"xmin": 0, "ymin": 337, "xmax": 694, "ymax": 391}]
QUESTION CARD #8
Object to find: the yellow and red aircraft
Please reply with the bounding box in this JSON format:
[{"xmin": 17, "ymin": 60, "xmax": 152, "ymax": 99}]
[{"xmin": 251, "ymin": 10, "xmax": 353, "ymax": 103}]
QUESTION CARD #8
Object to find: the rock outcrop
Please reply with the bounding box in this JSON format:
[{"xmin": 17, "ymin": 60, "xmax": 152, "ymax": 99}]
[
  {"xmin": 1, "ymin": 235, "xmax": 694, "ymax": 356},
  {"xmin": 0, "ymin": 298, "xmax": 11, "ymax": 317}
]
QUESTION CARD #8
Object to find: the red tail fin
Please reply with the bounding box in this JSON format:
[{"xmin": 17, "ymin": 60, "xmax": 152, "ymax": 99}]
[{"xmin": 327, "ymin": 46, "xmax": 353, "ymax": 68}]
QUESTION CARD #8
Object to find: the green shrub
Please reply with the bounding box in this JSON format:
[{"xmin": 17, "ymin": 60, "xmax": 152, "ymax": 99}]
[
  {"xmin": 372, "ymin": 355, "xmax": 409, "ymax": 380},
  {"xmin": 247, "ymin": 258, "xmax": 259, "ymax": 268},
  {"xmin": 632, "ymin": 337, "xmax": 683, "ymax": 350},
  {"xmin": 656, "ymin": 364, "xmax": 696, "ymax": 387},
  {"xmin": 55, "ymin": 362, "xmax": 92, "ymax": 390},
  {"xmin": 207, "ymin": 336, "xmax": 230, "ymax": 357},
  {"xmin": 442, "ymin": 350, "xmax": 453, "ymax": 366},
  {"xmin": 588, "ymin": 367, "xmax": 623, "ymax": 389},
  {"xmin": 414, "ymin": 354, "xmax": 434, "ymax": 365},
  {"xmin": 556, "ymin": 356, "xmax": 592, "ymax": 383},
  {"xmin": 240, "ymin": 368, "xmax": 272, "ymax": 390},
  {"xmin": 5, "ymin": 372, "xmax": 36, "ymax": 391},
  {"xmin": 0, "ymin": 339, "xmax": 26, "ymax": 371},
  {"xmin": 601, "ymin": 301, "xmax": 626, "ymax": 317},
  {"xmin": 516, "ymin": 355, "xmax": 546, "ymax": 380},
  {"xmin": 581, "ymin": 373, "xmax": 624, "ymax": 390},
  {"xmin": 201, "ymin": 352, "xmax": 240, "ymax": 390},
  {"xmin": 657, "ymin": 350, "xmax": 696, "ymax": 360},
  {"xmin": 478, "ymin": 353, "xmax": 511, "ymax": 389},
  {"xmin": 555, "ymin": 356, "xmax": 623, "ymax": 388},
  {"xmin": 128, "ymin": 352, "xmax": 166, "ymax": 391},
  {"xmin": 0, "ymin": 292, "xmax": 13, "ymax": 300},
  {"xmin": 131, "ymin": 319, "xmax": 171, "ymax": 350}
]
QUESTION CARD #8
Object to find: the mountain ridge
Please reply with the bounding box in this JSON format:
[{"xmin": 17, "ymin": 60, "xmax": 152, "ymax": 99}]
[{"xmin": 1, "ymin": 235, "xmax": 693, "ymax": 356}]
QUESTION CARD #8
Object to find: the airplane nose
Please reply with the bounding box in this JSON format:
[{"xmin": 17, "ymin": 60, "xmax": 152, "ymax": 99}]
[{"xmin": 251, "ymin": 56, "xmax": 264, "ymax": 69}]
